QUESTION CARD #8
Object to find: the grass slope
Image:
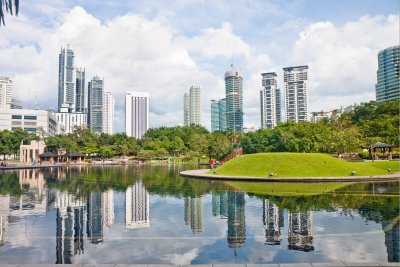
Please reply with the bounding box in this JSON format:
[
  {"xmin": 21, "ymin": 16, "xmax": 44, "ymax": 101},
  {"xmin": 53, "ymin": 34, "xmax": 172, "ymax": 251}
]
[{"xmin": 212, "ymin": 153, "xmax": 400, "ymax": 177}]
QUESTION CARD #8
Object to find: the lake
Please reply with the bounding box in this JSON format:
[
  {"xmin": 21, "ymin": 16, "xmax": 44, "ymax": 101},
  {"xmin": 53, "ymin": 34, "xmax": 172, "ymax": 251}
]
[{"xmin": 0, "ymin": 164, "xmax": 398, "ymax": 264}]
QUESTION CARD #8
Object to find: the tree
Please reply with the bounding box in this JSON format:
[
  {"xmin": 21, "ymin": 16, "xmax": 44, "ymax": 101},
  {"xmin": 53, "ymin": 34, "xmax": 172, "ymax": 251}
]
[{"xmin": 0, "ymin": 0, "xmax": 19, "ymax": 26}]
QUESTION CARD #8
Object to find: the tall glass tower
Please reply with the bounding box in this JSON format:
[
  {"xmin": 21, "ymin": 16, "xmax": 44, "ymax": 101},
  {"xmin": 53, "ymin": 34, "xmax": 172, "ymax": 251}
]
[
  {"xmin": 376, "ymin": 45, "xmax": 400, "ymax": 102},
  {"xmin": 211, "ymin": 98, "xmax": 226, "ymax": 132},
  {"xmin": 88, "ymin": 76, "xmax": 104, "ymax": 134},
  {"xmin": 75, "ymin": 68, "xmax": 85, "ymax": 113},
  {"xmin": 58, "ymin": 46, "xmax": 75, "ymax": 113},
  {"xmin": 183, "ymin": 85, "xmax": 201, "ymax": 126},
  {"xmin": 225, "ymin": 69, "xmax": 243, "ymax": 133}
]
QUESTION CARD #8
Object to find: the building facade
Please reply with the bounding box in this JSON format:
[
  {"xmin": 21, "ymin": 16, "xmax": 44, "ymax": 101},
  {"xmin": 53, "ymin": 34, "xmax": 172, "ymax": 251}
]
[
  {"xmin": 58, "ymin": 46, "xmax": 76, "ymax": 113},
  {"xmin": 260, "ymin": 72, "xmax": 281, "ymax": 129},
  {"xmin": 55, "ymin": 112, "xmax": 86, "ymax": 134},
  {"xmin": 0, "ymin": 109, "xmax": 60, "ymax": 135},
  {"xmin": 125, "ymin": 91, "xmax": 149, "ymax": 139},
  {"xmin": 102, "ymin": 91, "xmax": 114, "ymax": 135},
  {"xmin": 211, "ymin": 98, "xmax": 226, "ymax": 132},
  {"xmin": 183, "ymin": 85, "xmax": 201, "ymax": 126},
  {"xmin": 88, "ymin": 76, "xmax": 104, "ymax": 134},
  {"xmin": 0, "ymin": 77, "xmax": 12, "ymax": 109},
  {"xmin": 225, "ymin": 69, "xmax": 243, "ymax": 133},
  {"xmin": 75, "ymin": 68, "xmax": 86, "ymax": 113},
  {"xmin": 376, "ymin": 45, "xmax": 400, "ymax": 102},
  {"xmin": 283, "ymin": 65, "xmax": 309, "ymax": 122}
]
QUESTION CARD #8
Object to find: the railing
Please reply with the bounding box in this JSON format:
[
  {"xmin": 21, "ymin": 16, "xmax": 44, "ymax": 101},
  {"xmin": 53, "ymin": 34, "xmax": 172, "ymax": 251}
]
[{"xmin": 220, "ymin": 148, "xmax": 243, "ymax": 164}]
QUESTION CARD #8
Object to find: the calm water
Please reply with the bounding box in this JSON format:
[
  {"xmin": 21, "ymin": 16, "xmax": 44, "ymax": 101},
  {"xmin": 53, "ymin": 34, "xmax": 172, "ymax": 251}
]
[{"xmin": 0, "ymin": 164, "xmax": 398, "ymax": 264}]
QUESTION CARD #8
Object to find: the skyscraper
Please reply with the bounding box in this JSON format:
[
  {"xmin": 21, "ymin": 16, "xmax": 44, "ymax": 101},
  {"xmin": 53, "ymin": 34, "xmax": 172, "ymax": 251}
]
[
  {"xmin": 88, "ymin": 76, "xmax": 103, "ymax": 134},
  {"xmin": 0, "ymin": 77, "xmax": 12, "ymax": 109},
  {"xmin": 225, "ymin": 69, "xmax": 243, "ymax": 133},
  {"xmin": 125, "ymin": 91, "xmax": 149, "ymax": 139},
  {"xmin": 376, "ymin": 45, "xmax": 400, "ymax": 102},
  {"xmin": 183, "ymin": 85, "xmax": 201, "ymax": 126},
  {"xmin": 184, "ymin": 196, "xmax": 203, "ymax": 234},
  {"xmin": 58, "ymin": 46, "xmax": 76, "ymax": 113},
  {"xmin": 211, "ymin": 98, "xmax": 226, "ymax": 132},
  {"xmin": 288, "ymin": 211, "xmax": 314, "ymax": 251},
  {"xmin": 227, "ymin": 191, "xmax": 246, "ymax": 248},
  {"xmin": 260, "ymin": 72, "xmax": 281, "ymax": 128},
  {"xmin": 102, "ymin": 91, "xmax": 114, "ymax": 135},
  {"xmin": 75, "ymin": 68, "xmax": 86, "ymax": 113},
  {"xmin": 283, "ymin": 65, "xmax": 309, "ymax": 122}
]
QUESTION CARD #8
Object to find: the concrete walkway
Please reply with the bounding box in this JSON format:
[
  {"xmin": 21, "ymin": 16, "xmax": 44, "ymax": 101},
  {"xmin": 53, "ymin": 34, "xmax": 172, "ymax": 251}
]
[
  {"xmin": 180, "ymin": 169, "xmax": 400, "ymax": 182},
  {"xmin": 0, "ymin": 263, "xmax": 399, "ymax": 267}
]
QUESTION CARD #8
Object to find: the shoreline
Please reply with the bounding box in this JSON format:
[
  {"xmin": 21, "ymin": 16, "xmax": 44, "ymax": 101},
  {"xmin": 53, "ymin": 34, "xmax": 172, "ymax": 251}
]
[{"xmin": 180, "ymin": 169, "xmax": 400, "ymax": 183}]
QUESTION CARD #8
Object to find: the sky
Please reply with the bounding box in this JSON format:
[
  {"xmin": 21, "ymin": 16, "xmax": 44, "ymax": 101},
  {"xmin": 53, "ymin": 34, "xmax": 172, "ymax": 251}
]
[{"xmin": 0, "ymin": 0, "xmax": 398, "ymax": 132}]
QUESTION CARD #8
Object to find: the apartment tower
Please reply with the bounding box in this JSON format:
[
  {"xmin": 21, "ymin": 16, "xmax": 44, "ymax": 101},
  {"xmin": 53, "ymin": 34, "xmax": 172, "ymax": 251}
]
[
  {"xmin": 0, "ymin": 77, "xmax": 12, "ymax": 109},
  {"xmin": 102, "ymin": 91, "xmax": 114, "ymax": 135},
  {"xmin": 260, "ymin": 72, "xmax": 281, "ymax": 128},
  {"xmin": 125, "ymin": 91, "xmax": 149, "ymax": 139},
  {"xmin": 183, "ymin": 85, "xmax": 201, "ymax": 126},
  {"xmin": 283, "ymin": 65, "xmax": 309, "ymax": 122},
  {"xmin": 88, "ymin": 76, "xmax": 104, "ymax": 134}
]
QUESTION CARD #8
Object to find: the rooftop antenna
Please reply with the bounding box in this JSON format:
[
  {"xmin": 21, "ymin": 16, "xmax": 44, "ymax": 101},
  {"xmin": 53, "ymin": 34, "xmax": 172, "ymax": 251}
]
[
  {"xmin": 34, "ymin": 92, "xmax": 40, "ymax": 110},
  {"xmin": 231, "ymin": 46, "xmax": 235, "ymax": 69}
]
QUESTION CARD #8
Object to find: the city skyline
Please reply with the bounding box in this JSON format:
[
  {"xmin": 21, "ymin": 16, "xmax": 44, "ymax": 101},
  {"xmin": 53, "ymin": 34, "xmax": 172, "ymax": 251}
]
[{"xmin": 0, "ymin": 1, "xmax": 397, "ymax": 132}]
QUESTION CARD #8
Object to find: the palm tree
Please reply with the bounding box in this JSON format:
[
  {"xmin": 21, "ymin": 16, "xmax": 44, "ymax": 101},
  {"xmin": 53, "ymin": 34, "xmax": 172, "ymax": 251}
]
[{"xmin": 0, "ymin": 0, "xmax": 19, "ymax": 26}]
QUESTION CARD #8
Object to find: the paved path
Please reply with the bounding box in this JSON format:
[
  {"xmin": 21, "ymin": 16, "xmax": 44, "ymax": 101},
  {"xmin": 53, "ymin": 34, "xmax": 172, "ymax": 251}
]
[
  {"xmin": 0, "ymin": 263, "xmax": 398, "ymax": 266},
  {"xmin": 180, "ymin": 169, "xmax": 400, "ymax": 182}
]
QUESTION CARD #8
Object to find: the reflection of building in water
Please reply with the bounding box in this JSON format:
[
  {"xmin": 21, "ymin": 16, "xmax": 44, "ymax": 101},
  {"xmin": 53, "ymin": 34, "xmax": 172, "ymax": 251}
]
[
  {"xmin": 288, "ymin": 211, "xmax": 314, "ymax": 251},
  {"xmin": 382, "ymin": 219, "xmax": 399, "ymax": 262},
  {"xmin": 0, "ymin": 195, "xmax": 10, "ymax": 246},
  {"xmin": 55, "ymin": 191, "xmax": 86, "ymax": 264},
  {"xmin": 212, "ymin": 192, "xmax": 228, "ymax": 218},
  {"xmin": 126, "ymin": 180, "xmax": 150, "ymax": 229},
  {"xmin": 227, "ymin": 191, "xmax": 246, "ymax": 248},
  {"xmin": 263, "ymin": 199, "xmax": 282, "ymax": 245},
  {"xmin": 87, "ymin": 192, "xmax": 103, "ymax": 244},
  {"xmin": 102, "ymin": 189, "xmax": 114, "ymax": 229},
  {"xmin": 9, "ymin": 169, "xmax": 48, "ymax": 217},
  {"xmin": 184, "ymin": 196, "xmax": 203, "ymax": 233}
]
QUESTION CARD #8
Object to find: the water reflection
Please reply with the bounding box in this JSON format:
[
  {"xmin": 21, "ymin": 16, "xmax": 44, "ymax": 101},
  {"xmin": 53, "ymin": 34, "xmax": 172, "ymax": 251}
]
[{"xmin": 0, "ymin": 166, "xmax": 398, "ymax": 264}]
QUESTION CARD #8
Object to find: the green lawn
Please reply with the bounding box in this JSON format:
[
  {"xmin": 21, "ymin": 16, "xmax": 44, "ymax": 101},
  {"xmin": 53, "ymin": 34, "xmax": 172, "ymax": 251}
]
[{"xmin": 211, "ymin": 153, "xmax": 400, "ymax": 177}]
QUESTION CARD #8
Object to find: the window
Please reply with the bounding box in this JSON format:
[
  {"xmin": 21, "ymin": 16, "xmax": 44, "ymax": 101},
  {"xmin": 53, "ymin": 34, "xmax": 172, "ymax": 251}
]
[
  {"xmin": 24, "ymin": 115, "xmax": 37, "ymax": 120},
  {"xmin": 12, "ymin": 115, "xmax": 22, "ymax": 119}
]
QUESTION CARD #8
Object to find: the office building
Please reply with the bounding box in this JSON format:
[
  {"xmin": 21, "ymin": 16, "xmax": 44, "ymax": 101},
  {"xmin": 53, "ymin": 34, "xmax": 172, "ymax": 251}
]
[
  {"xmin": 125, "ymin": 91, "xmax": 149, "ymax": 139},
  {"xmin": 0, "ymin": 77, "xmax": 12, "ymax": 109},
  {"xmin": 55, "ymin": 112, "xmax": 85, "ymax": 134},
  {"xmin": 184, "ymin": 196, "xmax": 203, "ymax": 234},
  {"xmin": 260, "ymin": 72, "xmax": 281, "ymax": 128},
  {"xmin": 0, "ymin": 109, "xmax": 61, "ymax": 135},
  {"xmin": 102, "ymin": 91, "xmax": 114, "ymax": 135},
  {"xmin": 126, "ymin": 180, "xmax": 150, "ymax": 229},
  {"xmin": 211, "ymin": 98, "xmax": 226, "ymax": 132},
  {"xmin": 376, "ymin": 45, "xmax": 400, "ymax": 102},
  {"xmin": 225, "ymin": 69, "xmax": 243, "ymax": 133},
  {"xmin": 183, "ymin": 85, "xmax": 201, "ymax": 126},
  {"xmin": 88, "ymin": 76, "xmax": 103, "ymax": 134},
  {"xmin": 58, "ymin": 46, "xmax": 76, "ymax": 113},
  {"xmin": 263, "ymin": 199, "xmax": 282, "ymax": 245},
  {"xmin": 75, "ymin": 68, "xmax": 86, "ymax": 113},
  {"xmin": 283, "ymin": 65, "xmax": 309, "ymax": 122},
  {"xmin": 87, "ymin": 192, "xmax": 103, "ymax": 244}
]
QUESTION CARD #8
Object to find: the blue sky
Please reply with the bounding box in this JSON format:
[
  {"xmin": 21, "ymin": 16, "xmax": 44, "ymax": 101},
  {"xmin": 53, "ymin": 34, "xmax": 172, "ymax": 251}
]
[{"xmin": 0, "ymin": 0, "xmax": 398, "ymax": 132}]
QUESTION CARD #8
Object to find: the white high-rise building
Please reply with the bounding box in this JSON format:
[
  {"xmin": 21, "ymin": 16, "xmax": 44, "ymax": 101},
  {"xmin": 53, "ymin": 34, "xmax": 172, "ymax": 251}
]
[
  {"xmin": 0, "ymin": 77, "xmax": 12, "ymax": 109},
  {"xmin": 102, "ymin": 91, "xmax": 114, "ymax": 134},
  {"xmin": 125, "ymin": 91, "xmax": 149, "ymax": 139},
  {"xmin": 260, "ymin": 72, "xmax": 281, "ymax": 128},
  {"xmin": 283, "ymin": 65, "xmax": 309, "ymax": 122},
  {"xmin": 58, "ymin": 46, "xmax": 76, "ymax": 113},
  {"xmin": 183, "ymin": 85, "xmax": 201, "ymax": 126},
  {"xmin": 126, "ymin": 180, "xmax": 150, "ymax": 229}
]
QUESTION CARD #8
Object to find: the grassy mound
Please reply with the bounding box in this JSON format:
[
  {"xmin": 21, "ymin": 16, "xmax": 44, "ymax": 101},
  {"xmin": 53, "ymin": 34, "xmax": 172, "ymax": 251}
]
[{"xmin": 211, "ymin": 153, "xmax": 399, "ymax": 177}]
